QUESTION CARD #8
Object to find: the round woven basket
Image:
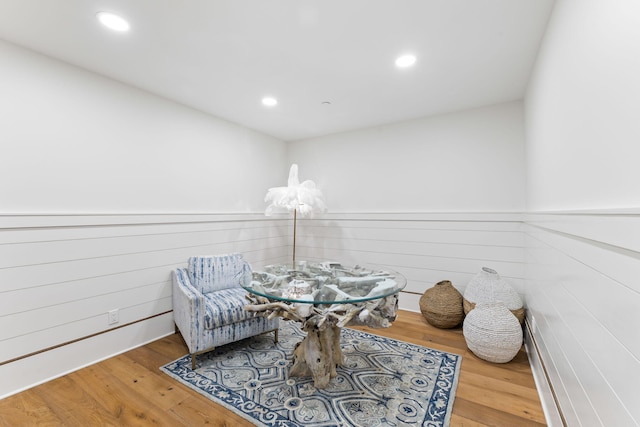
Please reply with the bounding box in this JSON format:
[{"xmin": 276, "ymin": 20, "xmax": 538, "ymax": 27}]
[
  {"xmin": 463, "ymin": 267, "xmax": 524, "ymax": 324},
  {"xmin": 463, "ymin": 302, "xmax": 523, "ymax": 363},
  {"xmin": 419, "ymin": 280, "xmax": 464, "ymax": 328}
]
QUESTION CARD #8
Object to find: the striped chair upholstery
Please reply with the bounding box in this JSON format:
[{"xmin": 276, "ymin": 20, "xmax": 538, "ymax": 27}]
[{"xmin": 173, "ymin": 253, "xmax": 279, "ymax": 369}]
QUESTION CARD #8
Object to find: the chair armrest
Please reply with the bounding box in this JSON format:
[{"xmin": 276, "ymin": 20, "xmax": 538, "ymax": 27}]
[{"xmin": 172, "ymin": 268, "xmax": 205, "ymax": 352}]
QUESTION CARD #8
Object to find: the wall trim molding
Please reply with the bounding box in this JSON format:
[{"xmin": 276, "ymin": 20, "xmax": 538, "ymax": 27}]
[
  {"xmin": 5, "ymin": 210, "xmax": 596, "ymax": 229},
  {"xmin": 524, "ymin": 319, "xmax": 565, "ymax": 427},
  {"xmin": 0, "ymin": 212, "xmax": 285, "ymax": 229},
  {"xmin": 311, "ymin": 212, "xmax": 524, "ymax": 222},
  {"xmin": 524, "ymin": 212, "xmax": 640, "ymax": 254},
  {"xmin": 0, "ymin": 311, "xmax": 172, "ymax": 367},
  {"xmin": 0, "ymin": 312, "xmax": 175, "ymax": 400},
  {"xmin": 526, "ymin": 208, "xmax": 640, "ymax": 215}
]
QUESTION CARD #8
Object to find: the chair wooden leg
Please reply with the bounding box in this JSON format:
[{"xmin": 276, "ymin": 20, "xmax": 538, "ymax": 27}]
[
  {"xmin": 274, "ymin": 329, "xmax": 279, "ymax": 343},
  {"xmin": 191, "ymin": 347, "xmax": 215, "ymax": 370}
]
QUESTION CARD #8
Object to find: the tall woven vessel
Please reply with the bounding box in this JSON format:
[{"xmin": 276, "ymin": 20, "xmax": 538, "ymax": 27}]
[
  {"xmin": 463, "ymin": 267, "xmax": 524, "ymax": 324},
  {"xmin": 419, "ymin": 280, "xmax": 464, "ymax": 328},
  {"xmin": 463, "ymin": 302, "xmax": 523, "ymax": 363}
]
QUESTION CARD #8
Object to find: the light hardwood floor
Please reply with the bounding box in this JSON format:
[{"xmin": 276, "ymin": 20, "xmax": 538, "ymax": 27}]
[{"xmin": 0, "ymin": 310, "xmax": 547, "ymax": 426}]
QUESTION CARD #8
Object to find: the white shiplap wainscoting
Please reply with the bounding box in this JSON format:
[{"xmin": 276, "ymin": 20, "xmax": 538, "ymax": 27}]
[
  {"xmin": 6, "ymin": 210, "xmax": 637, "ymax": 426},
  {"xmin": 292, "ymin": 212, "xmax": 525, "ymax": 313},
  {"xmin": 524, "ymin": 211, "xmax": 640, "ymax": 427},
  {"xmin": 0, "ymin": 214, "xmax": 289, "ymax": 399}
]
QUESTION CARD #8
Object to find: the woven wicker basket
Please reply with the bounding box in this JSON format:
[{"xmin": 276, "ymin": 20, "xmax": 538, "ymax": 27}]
[
  {"xmin": 463, "ymin": 267, "xmax": 524, "ymax": 324},
  {"xmin": 463, "ymin": 302, "xmax": 523, "ymax": 363},
  {"xmin": 419, "ymin": 280, "xmax": 464, "ymax": 328}
]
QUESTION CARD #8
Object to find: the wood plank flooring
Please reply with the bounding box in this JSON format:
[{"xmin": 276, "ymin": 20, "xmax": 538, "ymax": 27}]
[{"xmin": 0, "ymin": 310, "xmax": 547, "ymax": 426}]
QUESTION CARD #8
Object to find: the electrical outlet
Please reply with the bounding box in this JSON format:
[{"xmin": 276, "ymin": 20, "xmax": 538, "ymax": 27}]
[{"xmin": 108, "ymin": 309, "xmax": 119, "ymax": 325}]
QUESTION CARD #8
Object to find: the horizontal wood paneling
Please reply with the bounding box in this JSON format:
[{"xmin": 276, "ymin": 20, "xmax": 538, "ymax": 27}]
[
  {"xmin": 526, "ymin": 212, "xmax": 640, "ymax": 253},
  {"xmin": 2, "ymin": 299, "xmax": 173, "ymax": 364},
  {"xmin": 0, "ymin": 313, "xmax": 174, "ymax": 399},
  {"xmin": 0, "ymin": 211, "xmax": 538, "ymax": 408},
  {"xmin": 6, "ymin": 209, "xmax": 637, "ymax": 425},
  {"xmin": 524, "ymin": 212, "xmax": 640, "ymax": 426},
  {"xmin": 0, "ymin": 214, "xmax": 289, "ymax": 397},
  {"xmin": 292, "ymin": 213, "xmax": 525, "ymax": 311},
  {"xmin": 0, "ymin": 224, "xmax": 287, "ymax": 268},
  {"xmin": 0, "ymin": 213, "xmax": 273, "ymax": 229},
  {"xmin": 1, "ymin": 266, "xmax": 174, "ymax": 316},
  {"xmin": 0, "ymin": 237, "xmax": 287, "ymax": 292}
]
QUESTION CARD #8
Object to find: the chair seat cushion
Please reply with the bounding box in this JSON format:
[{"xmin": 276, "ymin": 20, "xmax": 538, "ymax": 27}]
[{"xmin": 203, "ymin": 287, "xmax": 254, "ymax": 330}]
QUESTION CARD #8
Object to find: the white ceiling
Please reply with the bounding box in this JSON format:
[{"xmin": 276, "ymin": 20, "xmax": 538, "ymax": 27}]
[{"xmin": 0, "ymin": 0, "xmax": 555, "ymax": 142}]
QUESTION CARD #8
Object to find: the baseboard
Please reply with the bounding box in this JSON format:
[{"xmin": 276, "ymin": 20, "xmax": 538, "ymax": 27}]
[
  {"xmin": 0, "ymin": 313, "xmax": 175, "ymax": 400},
  {"xmin": 399, "ymin": 292, "xmax": 421, "ymax": 313},
  {"xmin": 523, "ymin": 318, "xmax": 565, "ymax": 427}
]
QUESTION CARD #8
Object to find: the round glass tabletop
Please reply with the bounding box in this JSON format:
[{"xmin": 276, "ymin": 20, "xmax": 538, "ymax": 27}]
[{"xmin": 243, "ymin": 261, "xmax": 406, "ymax": 304}]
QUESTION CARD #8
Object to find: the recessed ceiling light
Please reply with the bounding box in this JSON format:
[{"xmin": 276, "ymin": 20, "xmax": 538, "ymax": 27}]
[
  {"xmin": 262, "ymin": 97, "xmax": 278, "ymax": 107},
  {"xmin": 395, "ymin": 54, "xmax": 417, "ymax": 68},
  {"xmin": 96, "ymin": 12, "xmax": 130, "ymax": 32}
]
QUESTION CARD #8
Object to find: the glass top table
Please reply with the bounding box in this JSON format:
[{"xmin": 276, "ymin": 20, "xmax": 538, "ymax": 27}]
[
  {"xmin": 242, "ymin": 261, "xmax": 406, "ymax": 389},
  {"xmin": 243, "ymin": 261, "xmax": 407, "ymax": 305}
]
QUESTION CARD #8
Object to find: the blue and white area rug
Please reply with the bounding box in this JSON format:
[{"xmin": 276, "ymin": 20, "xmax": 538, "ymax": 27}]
[{"xmin": 161, "ymin": 321, "xmax": 461, "ymax": 427}]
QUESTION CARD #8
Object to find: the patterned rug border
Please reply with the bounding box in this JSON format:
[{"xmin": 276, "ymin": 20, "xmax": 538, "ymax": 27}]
[
  {"xmin": 162, "ymin": 323, "xmax": 462, "ymax": 427},
  {"xmin": 162, "ymin": 361, "xmax": 267, "ymax": 426}
]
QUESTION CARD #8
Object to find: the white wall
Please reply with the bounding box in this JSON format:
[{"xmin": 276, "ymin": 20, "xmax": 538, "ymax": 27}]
[
  {"xmin": 0, "ymin": 39, "xmax": 289, "ymax": 398},
  {"xmin": 287, "ymin": 101, "xmax": 526, "ymax": 213},
  {"xmin": 287, "ymin": 103, "xmax": 527, "ymax": 312},
  {"xmin": 0, "ymin": 39, "xmax": 287, "ymax": 213},
  {"xmin": 524, "ymin": 0, "xmax": 640, "ymax": 425},
  {"xmin": 525, "ymin": 0, "xmax": 640, "ymax": 212}
]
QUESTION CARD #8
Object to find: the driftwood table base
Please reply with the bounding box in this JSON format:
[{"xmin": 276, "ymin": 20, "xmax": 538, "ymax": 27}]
[
  {"xmin": 245, "ymin": 293, "xmax": 399, "ymax": 389},
  {"xmin": 290, "ymin": 324, "xmax": 342, "ymax": 388}
]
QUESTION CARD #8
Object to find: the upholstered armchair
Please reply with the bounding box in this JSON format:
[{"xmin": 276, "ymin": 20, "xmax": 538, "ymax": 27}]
[{"xmin": 173, "ymin": 253, "xmax": 279, "ymax": 369}]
